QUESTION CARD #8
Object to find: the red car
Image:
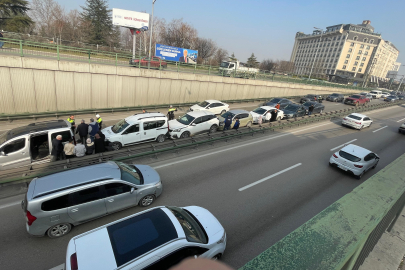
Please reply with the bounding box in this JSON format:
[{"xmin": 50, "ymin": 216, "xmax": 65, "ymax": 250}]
[
  {"xmin": 129, "ymin": 57, "xmax": 167, "ymax": 68},
  {"xmin": 344, "ymin": 95, "xmax": 370, "ymax": 106}
]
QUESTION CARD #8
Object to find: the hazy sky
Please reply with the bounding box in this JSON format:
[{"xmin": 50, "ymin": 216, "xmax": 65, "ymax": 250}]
[{"xmin": 54, "ymin": 0, "xmax": 405, "ymax": 77}]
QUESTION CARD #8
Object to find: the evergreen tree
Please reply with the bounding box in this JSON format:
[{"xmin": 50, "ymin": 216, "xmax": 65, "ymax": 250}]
[
  {"xmin": 229, "ymin": 52, "xmax": 237, "ymax": 61},
  {"xmin": 247, "ymin": 53, "xmax": 259, "ymax": 68},
  {"xmin": 80, "ymin": 0, "xmax": 113, "ymax": 45},
  {"xmin": 0, "ymin": 0, "xmax": 33, "ymax": 29}
]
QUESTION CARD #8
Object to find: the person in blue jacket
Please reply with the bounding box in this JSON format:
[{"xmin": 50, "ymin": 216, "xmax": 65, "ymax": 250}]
[
  {"xmin": 232, "ymin": 118, "xmax": 240, "ymax": 130},
  {"xmin": 224, "ymin": 115, "xmax": 232, "ymax": 130},
  {"xmin": 88, "ymin": 118, "xmax": 99, "ymax": 142}
]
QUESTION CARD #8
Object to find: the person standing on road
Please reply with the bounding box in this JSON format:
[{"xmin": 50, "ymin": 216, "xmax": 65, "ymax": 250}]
[
  {"xmin": 88, "ymin": 118, "xmax": 99, "ymax": 142},
  {"xmin": 224, "ymin": 115, "xmax": 232, "ymax": 130},
  {"xmin": 76, "ymin": 120, "xmax": 88, "ymax": 143},
  {"xmin": 271, "ymin": 109, "xmax": 278, "ymax": 122},
  {"xmin": 50, "ymin": 135, "xmax": 63, "ymax": 162},
  {"xmin": 0, "ymin": 32, "xmax": 4, "ymax": 49},
  {"xmin": 67, "ymin": 115, "xmax": 76, "ymax": 133},
  {"xmin": 308, "ymin": 104, "xmax": 314, "ymax": 115},
  {"xmin": 94, "ymin": 133, "xmax": 105, "ymax": 154},
  {"xmin": 167, "ymin": 105, "xmax": 177, "ymax": 120},
  {"xmin": 265, "ymin": 111, "xmax": 271, "ymax": 123},
  {"xmin": 232, "ymin": 118, "xmax": 240, "ymax": 130},
  {"xmin": 64, "ymin": 139, "xmax": 75, "ymax": 159},
  {"xmin": 96, "ymin": 114, "xmax": 103, "ymax": 129},
  {"xmin": 74, "ymin": 139, "xmax": 86, "ymax": 157}
]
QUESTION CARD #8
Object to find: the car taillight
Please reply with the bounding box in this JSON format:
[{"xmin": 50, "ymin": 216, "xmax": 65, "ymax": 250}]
[
  {"xmin": 70, "ymin": 253, "xmax": 78, "ymax": 270},
  {"xmin": 354, "ymin": 122, "xmax": 361, "ymax": 124},
  {"xmin": 333, "ymin": 154, "xmax": 338, "ymax": 158},
  {"xmin": 354, "ymin": 164, "xmax": 363, "ymax": 168},
  {"xmin": 343, "ymin": 118, "xmax": 347, "ymax": 120},
  {"xmin": 26, "ymin": 211, "xmax": 37, "ymax": 226}
]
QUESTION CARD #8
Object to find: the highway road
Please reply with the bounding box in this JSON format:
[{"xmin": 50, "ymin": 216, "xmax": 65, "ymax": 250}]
[{"xmin": 0, "ymin": 101, "xmax": 404, "ymax": 270}]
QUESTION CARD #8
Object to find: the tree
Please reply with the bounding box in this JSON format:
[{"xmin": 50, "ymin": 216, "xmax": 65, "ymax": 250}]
[
  {"xmin": 194, "ymin": 37, "xmax": 217, "ymax": 63},
  {"xmin": 229, "ymin": 52, "xmax": 237, "ymax": 61},
  {"xmin": 0, "ymin": 0, "xmax": 33, "ymax": 29},
  {"xmin": 260, "ymin": 59, "xmax": 276, "ymax": 72},
  {"xmin": 80, "ymin": 0, "xmax": 113, "ymax": 45},
  {"xmin": 247, "ymin": 53, "xmax": 259, "ymax": 68},
  {"xmin": 160, "ymin": 18, "xmax": 198, "ymax": 49},
  {"xmin": 213, "ymin": 48, "xmax": 228, "ymax": 65}
]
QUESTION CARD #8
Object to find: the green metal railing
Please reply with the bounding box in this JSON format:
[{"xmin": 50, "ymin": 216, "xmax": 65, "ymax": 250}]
[
  {"xmin": 0, "ymin": 37, "xmax": 373, "ymax": 91},
  {"xmin": 240, "ymin": 151, "xmax": 405, "ymax": 270}
]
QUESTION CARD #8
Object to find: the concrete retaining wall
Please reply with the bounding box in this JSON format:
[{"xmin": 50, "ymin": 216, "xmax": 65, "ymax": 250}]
[{"xmin": 0, "ymin": 55, "xmax": 355, "ymax": 114}]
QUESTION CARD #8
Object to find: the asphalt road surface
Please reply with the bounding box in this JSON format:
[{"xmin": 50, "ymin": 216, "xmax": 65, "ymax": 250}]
[{"xmin": 0, "ymin": 102, "xmax": 404, "ymax": 270}]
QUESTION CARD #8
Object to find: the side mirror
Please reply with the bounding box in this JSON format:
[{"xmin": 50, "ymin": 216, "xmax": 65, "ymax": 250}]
[
  {"xmin": 191, "ymin": 123, "xmax": 196, "ymax": 126},
  {"xmin": 130, "ymin": 187, "xmax": 136, "ymax": 194},
  {"xmin": 0, "ymin": 151, "xmax": 5, "ymax": 156}
]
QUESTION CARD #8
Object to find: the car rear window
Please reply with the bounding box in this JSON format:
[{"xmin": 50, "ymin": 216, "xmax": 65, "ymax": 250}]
[
  {"xmin": 347, "ymin": 115, "xmax": 362, "ymax": 120},
  {"xmin": 107, "ymin": 208, "xmax": 178, "ymax": 267},
  {"xmin": 350, "ymin": 95, "xmax": 361, "ymax": 99},
  {"xmin": 339, "ymin": 151, "xmax": 361, "ymax": 162}
]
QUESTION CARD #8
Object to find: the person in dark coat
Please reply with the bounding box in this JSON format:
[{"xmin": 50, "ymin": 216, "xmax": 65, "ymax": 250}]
[
  {"xmin": 232, "ymin": 118, "xmax": 240, "ymax": 130},
  {"xmin": 85, "ymin": 138, "xmax": 95, "ymax": 155},
  {"xmin": 223, "ymin": 115, "xmax": 232, "ymax": 130},
  {"xmin": 88, "ymin": 118, "xmax": 99, "ymax": 142},
  {"xmin": 94, "ymin": 133, "xmax": 105, "ymax": 154},
  {"xmin": 270, "ymin": 109, "xmax": 278, "ymax": 122},
  {"xmin": 50, "ymin": 135, "xmax": 63, "ymax": 161},
  {"xmin": 308, "ymin": 104, "xmax": 315, "ymax": 115},
  {"xmin": 76, "ymin": 120, "xmax": 89, "ymax": 143}
]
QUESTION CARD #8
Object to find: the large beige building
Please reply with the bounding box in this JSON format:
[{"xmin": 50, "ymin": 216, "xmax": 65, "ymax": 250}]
[{"xmin": 290, "ymin": 20, "xmax": 399, "ymax": 84}]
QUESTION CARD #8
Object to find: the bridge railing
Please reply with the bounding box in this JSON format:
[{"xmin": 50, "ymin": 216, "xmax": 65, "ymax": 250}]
[
  {"xmin": 240, "ymin": 150, "xmax": 405, "ymax": 270},
  {"xmin": 0, "ymin": 37, "xmax": 373, "ymax": 91}
]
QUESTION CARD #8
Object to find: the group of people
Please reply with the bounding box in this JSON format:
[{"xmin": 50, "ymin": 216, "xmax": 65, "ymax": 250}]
[
  {"xmin": 50, "ymin": 114, "xmax": 106, "ymax": 161},
  {"xmin": 223, "ymin": 116, "xmax": 240, "ymax": 131}
]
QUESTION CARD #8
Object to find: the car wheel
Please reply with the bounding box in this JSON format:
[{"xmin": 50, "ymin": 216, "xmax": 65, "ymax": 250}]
[
  {"xmin": 47, "ymin": 223, "xmax": 72, "ymax": 238},
  {"xmin": 111, "ymin": 142, "xmax": 122, "ymax": 151},
  {"xmin": 156, "ymin": 134, "xmax": 165, "ymax": 143},
  {"xmin": 138, "ymin": 195, "xmax": 155, "ymax": 207},
  {"xmin": 212, "ymin": 254, "xmax": 222, "ymax": 260},
  {"xmin": 372, "ymin": 161, "xmax": 379, "ymax": 169},
  {"xmin": 220, "ymin": 110, "xmax": 226, "ymax": 115},
  {"xmin": 356, "ymin": 171, "xmax": 365, "ymax": 180},
  {"xmin": 358, "ymin": 125, "xmax": 363, "ymax": 130},
  {"xmin": 180, "ymin": 131, "xmax": 190, "ymax": 138},
  {"xmin": 210, "ymin": 125, "xmax": 218, "ymax": 133},
  {"xmin": 247, "ymin": 121, "xmax": 252, "ymax": 127}
]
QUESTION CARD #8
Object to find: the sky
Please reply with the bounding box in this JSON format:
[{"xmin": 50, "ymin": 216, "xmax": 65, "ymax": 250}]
[{"xmin": 54, "ymin": 0, "xmax": 405, "ymax": 78}]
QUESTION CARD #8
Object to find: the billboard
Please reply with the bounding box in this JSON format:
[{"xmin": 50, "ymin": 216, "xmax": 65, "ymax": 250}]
[
  {"xmin": 112, "ymin": 8, "xmax": 149, "ymax": 31},
  {"xmin": 155, "ymin": 44, "xmax": 198, "ymax": 64}
]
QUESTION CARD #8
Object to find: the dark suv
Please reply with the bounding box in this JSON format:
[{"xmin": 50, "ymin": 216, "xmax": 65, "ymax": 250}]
[
  {"xmin": 282, "ymin": 104, "xmax": 307, "ymax": 119},
  {"xmin": 263, "ymin": 98, "xmax": 293, "ymax": 109},
  {"xmin": 300, "ymin": 94, "xmax": 318, "ymax": 103},
  {"xmin": 326, "ymin": 93, "xmax": 344, "ymax": 102}
]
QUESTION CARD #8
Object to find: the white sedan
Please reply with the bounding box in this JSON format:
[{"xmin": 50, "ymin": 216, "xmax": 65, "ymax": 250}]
[
  {"xmin": 189, "ymin": 100, "xmax": 229, "ymax": 115},
  {"xmin": 250, "ymin": 106, "xmax": 284, "ymax": 123},
  {"xmin": 329, "ymin": 144, "xmax": 379, "ymax": 179},
  {"xmin": 341, "ymin": 113, "xmax": 372, "ymax": 130}
]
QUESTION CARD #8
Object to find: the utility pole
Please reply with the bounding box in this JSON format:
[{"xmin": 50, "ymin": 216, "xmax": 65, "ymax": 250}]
[{"xmin": 148, "ymin": 0, "xmax": 156, "ymax": 58}]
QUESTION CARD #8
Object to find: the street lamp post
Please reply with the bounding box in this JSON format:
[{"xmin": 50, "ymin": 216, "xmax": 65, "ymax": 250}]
[
  {"xmin": 398, "ymin": 75, "xmax": 405, "ymax": 92},
  {"xmin": 148, "ymin": 0, "xmax": 156, "ymax": 58},
  {"xmin": 308, "ymin": 27, "xmax": 323, "ymax": 80}
]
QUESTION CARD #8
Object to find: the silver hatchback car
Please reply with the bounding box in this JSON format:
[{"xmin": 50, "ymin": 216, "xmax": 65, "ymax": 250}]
[{"xmin": 22, "ymin": 161, "xmax": 162, "ymax": 238}]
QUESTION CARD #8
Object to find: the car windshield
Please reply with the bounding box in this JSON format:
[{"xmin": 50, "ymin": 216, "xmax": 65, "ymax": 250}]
[
  {"xmin": 269, "ymin": 98, "xmax": 282, "ymax": 103},
  {"xmin": 347, "ymin": 114, "xmax": 362, "ymax": 120},
  {"xmin": 339, "ymin": 150, "xmax": 361, "ymax": 162},
  {"xmin": 220, "ymin": 62, "xmax": 230, "ymax": 68},
  {"xmin": 177, "ymin": 114, "xmax": 195, "ymax": 125},
  {"xmin": 303, "ymin": 102, "xmax": 314, "ymax": 106},
  {"xmin": 167, "ymin": 206, "xmax": 208, "ymax": 244},
  {"xmin": 112, "ymin": 119, "xmax": 130, "ymax": 134},
  {"xmin": 197, "ymin": 101, "xmax": 210, "ymax": 108},
  {"xmin": 330, "ymin": 94, "xmax": 339, "ymax": 97},
  {"xmin": 253, "ymin": 108, "xmax": 267, "ymax": 115},
  {"xmin": 116, "ymin": 162, "xmax": 143, "ymax": 185},
  {"xmin": 0, "ymin": 131, "xmax": 8, "ymax": 145},
  {"xmin": 350, "ymin": 95, "xmax": 361, "ymax": 99},
  {"xmin": 284, "ymin": 104, "xmax": 300, "ymax": 112},
  {"xmin": 221, "ymin": 111, "xmax": 236, "ymax": 119}
]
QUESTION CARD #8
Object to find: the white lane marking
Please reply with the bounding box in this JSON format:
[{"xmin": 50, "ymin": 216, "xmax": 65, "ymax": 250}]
[
  {"xmin": 238, "ymin": 163, "xmax": 302, "ymax": 191},
  {"xmin": 0, "ymin": 201, "xmax": 21, "ymax": 210},
  {"xmin": 153, "ymin": 121, "xmax": 335, "ymax": 169},
  {"xmin": 373, "ymin": 126, "xmax": 388, "ymax": 133},
  {"xmin": 397, "ymin": 117, "xmax": 405, "ymax": 123},
  {"xmin": 49, "ymin": 263, "xmax": 65, "ymax": 270},
  {"xmin": 330, "ymin": 139, "xmax": 358, "ymax": 151}
]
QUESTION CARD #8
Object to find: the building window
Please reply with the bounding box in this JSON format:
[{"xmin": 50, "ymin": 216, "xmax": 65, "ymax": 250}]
[
  {"xmin": 332, "ymin": 53, "xmax": 335, "ymax": 57},
  {"xmin": 354, "ymin": 61, "xmax": 358, "ymax": 66},
  {"xmin": 358, "ymin": 50, "xmax": 362, "ymax": 54},
  {"xmin": 327, "ymin": 43, "xmax": 330, "ymax": 46},
  {"xmin": 362, "ymin": 57, "xmax": 366, "ymax": 61},
  {"xmin": 360, "ymin": 44, "xmax": 364, "ymax": 48},
  {"xmin": 333, "ymin": 37, "xmax": 336, "ymax": 40},
  {"xmin": 364, "ymin": 51, "xmax": 368, "ymax": 55},
  {"xmin": 353, "ymin": 36, "xmax": 358, "ymax": 41},
  {"xmin": 370, "ymin": 39, "xmax": 374, "ymax": 44},
  {"xmin": 360, "ymin": 63, "xmax": 364, "ymax": 67},
  {"xmin": 352, "ymin": 67, "xmax": 356, "ymax": 71},
  {"xmin": 356, "ymin": 56, "xmax": 360, "ymax": 60},
  {"xmin": 366, "ymin": 46, "xmax": 370, "ymax": 50},
  {"xmin": 344, "ymin": 60, "xmax": 348, "ymax": 64},
  {"xmin": 348, "ymin": 48, "xmax": 352, "ymax": 52},
  {"xmin": 343, "ymin": 65, "xmax": 347, "ymax": 69},
  {"xmin": 341, "ymin": 42, "xmax": 344, "ymax": 46},
  {"xmin": 358, "ymin": 68, "xmax": 362, "ymax": 72},
  {"xmin": 346, "ymin": 54, "xmax": 350, "ymax": 58},
  {"xmin": 350, "ymin": 42, "xmax": 354, "ymax": 46},
  {"xmin": 363, "ymin": 38, "xmax": 368, "ymax": 43}
]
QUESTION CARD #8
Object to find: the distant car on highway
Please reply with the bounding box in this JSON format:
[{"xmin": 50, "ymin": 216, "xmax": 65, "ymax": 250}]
[
  {"xmin": 381, "ymin": 92, "xmax": 390, "ymax": 98},
  {"xmin": 262, "ymin": 97, "xmax": 293, "ymax": 109},
  {"xmin": 344, "ymin": 95, "xmax": 369, "ymax": 106},
  {"xmin": 65, "ymin": 206, "xmax": 227, "ymax": 270},
  {"xmin": 341, "ymin": 113, "xmax": 373, "ymax": 130},
  {"xmin": 250, "ymin": 106, "xmax": 284, "ymax": 123},
  {"xmin": 282, "ymin": 104, "xmax": 307, "ymax": 119},
  {"xmin": 384, "ymin": 95, "xmax": 398, "ymax": 102},
  {"xmin": 326, "ymin": 93, "xmax": 344, "ymax": 102},
  {"xmin": 329, "ymin": 144, "xmax": 379, "ymax": 179},
  {"xmin": 22, "ymin": 161, "xmax": 162, "ymax": 238},
  {"xmin": 397, "ymin": 95, "xmax": 405, "ymax": 100},
  {"xmin": 189, "ymin": 100, "xmax": 229, "ymax": 115},
  {"xmin": 129, "ymin": 56, "xmax": 167, "ymax": 69},
  {"xmin": 169, "ymin": 111, "xmax": 219, "ymax": 139},
  {"xmin": 300, "ymin": 94, "xmax": 318, "ymax": 103},
  {"xmin": 302, "ymin": 101, "xmax": 325, "ymax": 114},
  {"xmin": 399, "ymin": 122, "xmax": 405, "ymax": 134},
  {"xmin": 218, "ymin": 109, "xmax": 253, "ymax": 130},
  {"xmin": 370, "ymin": 90, "xmax": 382, "ymax": 99}
]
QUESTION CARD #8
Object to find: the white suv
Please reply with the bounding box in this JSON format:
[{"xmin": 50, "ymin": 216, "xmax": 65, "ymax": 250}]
[
  {"xmin": 66, "ymin": 206, "xmax": 227, "ymax": 270},
  {"xmin": 102, "ymin": 113, "xmax": 168, "ymax": 150},
  {"xmin": 169, "ymin": 111, "xmax": 219, "ymax": 139},
  {"xmin": 189, "ymin": 100, "xmax": 229, "ymax": 115}
]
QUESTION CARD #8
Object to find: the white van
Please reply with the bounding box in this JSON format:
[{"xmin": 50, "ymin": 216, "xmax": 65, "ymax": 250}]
[
  {"xmin": 102, "ymin": 113, "xmax": 168, "ymax": 150},
  {"xmin": 369, "ymin": 90, "xmax": 382, "ymax": 99}
]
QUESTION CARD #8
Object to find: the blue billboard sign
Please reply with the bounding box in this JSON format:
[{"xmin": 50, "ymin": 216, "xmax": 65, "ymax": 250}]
[{"xmin": 155, "ymin": 44, "xmax": 198, "ymax": 64}]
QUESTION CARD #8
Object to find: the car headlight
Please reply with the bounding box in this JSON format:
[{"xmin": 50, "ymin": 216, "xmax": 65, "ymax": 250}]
[
  {"xmin": 217, "ymin": 231, "xmax": 226, "ymax": 244},
  {"xmin": 173, "ymin": 129, "xmax": 181, "ymax": 133},
  {"xmin": 154, "ymin": 181, "xmax": 162, "ymax": 187}
]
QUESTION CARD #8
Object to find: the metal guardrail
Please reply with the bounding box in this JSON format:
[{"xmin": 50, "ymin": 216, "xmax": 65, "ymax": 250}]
[
  {"xmin": 239, "ymin": 150, "xmax": 405, "ymax": 270},
  {"xmin": 0, "ymin": 37, "xmax": 374, "ymax": 91},
  {"xmin": 0, "ymin": 100, "xmax": 402, "ymax": 185}
]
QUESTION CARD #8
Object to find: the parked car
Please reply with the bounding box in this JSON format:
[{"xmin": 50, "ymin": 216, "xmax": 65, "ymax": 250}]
[
  {"xmin": 369, "ymin": 90, "xmax": 382, "ymax": 99},
  {"xmin": 359, "ymin": 92, "xmax": 373, "ymax": 100},
  {"xmin": 282, "ymin": 104, "xmax": 307, "ymax": 119},
  {"xmin": 103, "ymin": 113, "xmax": 168, "ymax": 150},
  {"xmin": 169, "ymin": 111, "xmax": 219, "ymax": 138},
  {"xmin": 129, "ymin": 56, "xmax": 167, "ymax": 68},
  {"xmin": 263, "ymin": 97, "xmax": 293, "ymax": 109},
  {"xmin": 397, "ymin": 95, "xmax": 405, "ymax": 100},
  {"xmin": 300, "ymin": 94, "xmax": 318, "ymax": 103},
  {"xmin": 326, "ymin": 93, "xmax": 344, "ymax": 102},
  {"xmin": 250, "ymin": 106, "xmax": 284, "ymax": 123},
  {"xmin": 218, "ymin": 109, "xmax": 253, "ymax": 130},
  {"xmin": 381, "ymin": 92, "xmax": 390, "ymax": 98},
  {"xmin": 21, "ymin": 161, "xmax": 162, "ymax": 238},
  {"xmin": 341, "ymin": 113, "xmax": 373, "ymax": 130},
  {"xmin": 399, "ymin": 123, "xmax": 405, "ymax": 134},
  {"xmin": 329, "ymin": 144, "xmax": 379, "ymax": 179},
  {"xmin": 344, "ymin": 95, "xmax": 369, "ymax": 106},
  {"xmin": 65, "ymin": 206, "xmax": 226, "ymax": 270},
  {"xmin": 189, "ymin": 100, "xmax": 229, "ymax": 115},
  {"xmin": 0, "ymin": 120, "xmax": 74, "ymax": 170},
  {"xmin": 384, "ymin": 95, "xmax": 398, "ymax": 102},
  {"xmin": 302, "ymin": 101, "xmax": 325, "ymax": 114}
]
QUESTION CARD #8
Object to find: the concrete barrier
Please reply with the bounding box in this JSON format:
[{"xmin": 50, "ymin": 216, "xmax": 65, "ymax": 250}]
[{"xmin": 0, "ymin": 54, "xmax": 357, "ymax": 114}]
